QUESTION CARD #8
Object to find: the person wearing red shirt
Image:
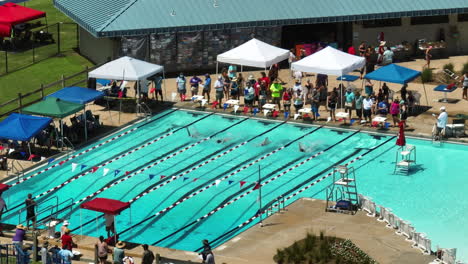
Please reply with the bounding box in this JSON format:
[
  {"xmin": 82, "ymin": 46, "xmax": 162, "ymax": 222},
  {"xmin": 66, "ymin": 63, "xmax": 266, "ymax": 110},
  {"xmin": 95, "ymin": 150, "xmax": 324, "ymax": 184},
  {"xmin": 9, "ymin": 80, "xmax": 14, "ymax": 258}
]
[
  {"xmin": 61, "ymin": 229, "xmax": 75, "ymax": 250},
  {"xmin": 260, "ymin": 72, "xmax": 270, "ymax": 91},
  {"xmin": 347, "ymin": 44, "xmax": 356, "ymax": 55}
]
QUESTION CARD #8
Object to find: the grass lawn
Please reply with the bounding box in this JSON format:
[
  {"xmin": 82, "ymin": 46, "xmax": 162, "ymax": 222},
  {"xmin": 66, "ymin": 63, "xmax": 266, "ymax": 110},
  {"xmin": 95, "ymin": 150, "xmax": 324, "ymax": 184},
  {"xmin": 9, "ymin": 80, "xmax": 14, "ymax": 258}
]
[
  {"xmin": 0, "ymin": 51, "xmax": 94, "ymax": 114},
  {"xmin": 0, "ymin": 0, "xmax": 96, "ymax": 114}
]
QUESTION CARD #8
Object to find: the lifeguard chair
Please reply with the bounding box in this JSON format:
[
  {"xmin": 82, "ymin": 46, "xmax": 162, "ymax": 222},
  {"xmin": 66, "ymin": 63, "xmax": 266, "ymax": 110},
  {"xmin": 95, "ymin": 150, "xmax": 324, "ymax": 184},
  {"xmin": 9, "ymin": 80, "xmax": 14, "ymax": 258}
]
[
  {"xmin": 394, "ymin": 144, "xmax": 416, "ymax": 175},
  {"xmin": 326, "ymin": 165, "xmax": 359, "ymax": 214}
]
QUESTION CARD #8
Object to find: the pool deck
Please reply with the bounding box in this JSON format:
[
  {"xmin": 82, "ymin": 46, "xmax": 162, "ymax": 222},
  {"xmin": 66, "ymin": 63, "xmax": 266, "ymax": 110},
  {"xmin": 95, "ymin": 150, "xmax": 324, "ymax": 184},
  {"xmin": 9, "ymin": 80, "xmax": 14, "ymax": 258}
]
[{"xmin": 0, "ymin": 198, "xmax": 435, "ymax": 264}]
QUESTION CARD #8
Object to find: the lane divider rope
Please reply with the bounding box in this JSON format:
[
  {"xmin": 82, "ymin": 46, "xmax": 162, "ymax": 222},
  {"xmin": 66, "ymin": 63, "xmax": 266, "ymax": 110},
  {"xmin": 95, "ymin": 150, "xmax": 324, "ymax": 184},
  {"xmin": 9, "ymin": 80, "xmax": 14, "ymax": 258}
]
[{"xmin": 9, "ymin": 109, "xmax": 178, "ymax": 187}]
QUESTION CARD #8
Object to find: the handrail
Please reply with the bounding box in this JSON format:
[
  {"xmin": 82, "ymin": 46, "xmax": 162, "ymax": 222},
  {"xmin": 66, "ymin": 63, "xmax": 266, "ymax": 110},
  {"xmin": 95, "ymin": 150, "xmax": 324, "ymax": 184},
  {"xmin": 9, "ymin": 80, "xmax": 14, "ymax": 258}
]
[
  {"xmin": 37, "ymin": 197, "xmax": 74, "ymax": 224},
  {"xmin": 3, "ymin": 195, "xmax": 58, "ymax": 220},
  {"xmin": 8, "ymin": 159, "xmax": 25, "ymax": 181},
  {"xmin": 18, "ymin": 204, "xmax": 54, "ymax": 227},
  {"xmin": 63, "ymin": 137, "xmax": 75, "ymax": 150}
]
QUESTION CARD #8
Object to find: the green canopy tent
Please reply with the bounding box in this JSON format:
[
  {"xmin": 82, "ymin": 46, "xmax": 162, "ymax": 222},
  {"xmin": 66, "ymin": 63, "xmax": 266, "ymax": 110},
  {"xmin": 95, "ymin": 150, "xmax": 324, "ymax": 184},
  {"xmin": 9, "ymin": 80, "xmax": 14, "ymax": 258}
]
[{"xmin": 22, "ymin": 97, "xmax": 85, "ymax": 146}]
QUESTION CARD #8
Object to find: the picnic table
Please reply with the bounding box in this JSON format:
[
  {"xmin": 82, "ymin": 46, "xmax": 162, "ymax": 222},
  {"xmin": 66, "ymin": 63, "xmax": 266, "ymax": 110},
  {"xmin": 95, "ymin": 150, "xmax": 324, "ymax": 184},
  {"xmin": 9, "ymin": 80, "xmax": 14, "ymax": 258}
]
[{"xmin": 433, "ymin": 84, "xmax": 457, "ymax": 103}]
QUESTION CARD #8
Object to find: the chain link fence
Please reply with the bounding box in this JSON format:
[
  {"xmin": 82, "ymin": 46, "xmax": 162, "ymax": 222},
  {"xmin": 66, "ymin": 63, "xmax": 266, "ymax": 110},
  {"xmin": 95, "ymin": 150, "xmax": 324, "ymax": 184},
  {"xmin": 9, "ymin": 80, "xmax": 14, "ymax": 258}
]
[{"xmin": 0, "ymin": 22, "xmax": 78, "ymax": 75}]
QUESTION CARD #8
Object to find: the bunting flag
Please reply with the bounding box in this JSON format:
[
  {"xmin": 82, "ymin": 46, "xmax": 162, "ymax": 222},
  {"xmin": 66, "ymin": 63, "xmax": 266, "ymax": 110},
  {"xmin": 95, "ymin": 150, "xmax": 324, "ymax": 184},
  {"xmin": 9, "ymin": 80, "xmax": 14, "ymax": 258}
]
[
  {"xmin": 183, "ymin": 177, "xmax": 189, "ymax": 181},
  {"xmin": 223, "ymin": 103, "xmax": 228, "ymax": 110},
  {"xmin": 284, "ymin": 112, "xmax": 289, "ymax": 119},
  {"xmin": 272, "ymin": 110, "xmax": 279, "ymax": 118},
  {"xmin": 201, "ymin": 99, "xmax": 208, "ymax": 106},
  {"xmin": 294, "ymin": 113, "xmax": 300, "ymax": 120},
  {"xmin": 103, "ymin": 168, "xmax": 110, "ymax": 176},
  {"xmin": 263, "ymin": 109, "xmax": 270, "ymax": 116},
  {"xmin": 48, "ymin": 158, "xmax": 55, "ymax": 164},
  {"xmin": 228, "ymin": 180, "xmax": 234, "ymax": 185},
  {"xmin": 59, "ymin": 160, "xmax": 66, "ymax": 165},
  {"xmin": 160, "ymin": 175, "xmax": 166, "ymax": 180},
  {"xmin": 233, "ymin": 105, "xmax": 240, "ymax": 113},
  {"xmin": 240, "ymin": 181, "xmax": 247, "ymax": 187},
  {"xmin": 243, "ymin": 106, "xmax": 249, "ymax": 114},
  {"xmin": 149, "ymin": 174, "xmax": 155, "ymax": 180},
  {"xmin": 253, "ymin": 182, "xmax": 261, "ymax": 190},
  {"xmin": 253, "ymin": 108, "xmax": 259, "ymax": 116},
  {"xmin": 80, "ymin": 164, "xmax": 87, "ymax": 170},
  {"xmin": 215, "ymin": 179, "xmax": 221, "ymax": 187},
  {"xmin": 8, "ymin": 149, "xmax": 15, "ymax": 154},
  {"xmin": 28, "ymin": 154, "xmax": 37, "ymax": 161},
  {"xmin": 193, "ymin": 178, "xmax": 199, "ymax": 182},
  {"xmin": 114, "ymin": 170, "xmax": 121, "ymax": 177},
  {"xmin": 91, "ymin": 166, "xmax": 99, "ymax": 173},
  {"xmin": 20, "ymin": 151, "xmax": 26, "ymax": 157},
  {"xmin": 71, "ymin": 163, "xmax": 78, "ymax": 172}
]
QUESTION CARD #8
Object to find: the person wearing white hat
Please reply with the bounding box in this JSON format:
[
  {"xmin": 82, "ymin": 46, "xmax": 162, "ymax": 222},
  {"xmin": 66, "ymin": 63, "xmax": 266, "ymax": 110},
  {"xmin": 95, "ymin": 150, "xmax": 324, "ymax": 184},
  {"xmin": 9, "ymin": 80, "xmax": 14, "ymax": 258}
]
[
  {"xmin": 433, "ymin": 106, "xmax": 448, "ymax": 141},
  {"xmin": 61, "ymin": 220, "xmax": 70, "ymax": 237}
]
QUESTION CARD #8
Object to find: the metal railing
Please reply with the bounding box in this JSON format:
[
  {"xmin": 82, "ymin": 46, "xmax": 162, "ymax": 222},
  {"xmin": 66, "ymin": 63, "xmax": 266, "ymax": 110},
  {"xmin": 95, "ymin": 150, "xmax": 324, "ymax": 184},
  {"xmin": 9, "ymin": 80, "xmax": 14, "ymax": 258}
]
[{"xmin": 8, "ymin": 159, "xmax": 25, "ymax": 181}]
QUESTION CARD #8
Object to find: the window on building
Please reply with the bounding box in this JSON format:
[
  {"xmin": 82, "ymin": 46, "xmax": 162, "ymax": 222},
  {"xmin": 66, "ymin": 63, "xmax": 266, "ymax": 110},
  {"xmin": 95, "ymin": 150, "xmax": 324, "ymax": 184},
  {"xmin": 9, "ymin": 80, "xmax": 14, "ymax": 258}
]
[
  {"xmin": 458, "ymin": 13, "xmax": 468, "ymax": 22},
  {"xmin": 411, "ymin": 15, "xmax": 449, "ymax": 25},
  {"xmin": 361, "ymin": 18, "xmax": 402, "ymax": 28}
]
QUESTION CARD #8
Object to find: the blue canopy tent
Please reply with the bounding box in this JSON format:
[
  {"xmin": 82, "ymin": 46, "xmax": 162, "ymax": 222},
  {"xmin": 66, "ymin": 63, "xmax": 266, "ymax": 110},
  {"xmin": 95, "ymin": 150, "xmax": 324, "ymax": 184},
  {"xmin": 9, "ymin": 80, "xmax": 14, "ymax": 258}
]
[
  {"xmin": 364, "ymin": 64, "xmax": 428, "ymax": 105},
  {"xmin": 0, "ymin": 113, "xmax": 52, "ymax": 155},
  {"xmin": 46, "ymin": 86, "xmax": 104, "ymax": 141}
]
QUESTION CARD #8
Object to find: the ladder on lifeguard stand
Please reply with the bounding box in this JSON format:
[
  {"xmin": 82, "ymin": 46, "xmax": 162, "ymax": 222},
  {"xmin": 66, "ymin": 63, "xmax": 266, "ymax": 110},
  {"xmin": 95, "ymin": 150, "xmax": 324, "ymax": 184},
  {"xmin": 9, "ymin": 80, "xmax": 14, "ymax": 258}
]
[
  {"xmin": 394, "ymin": 144, "xmax": 416, "ymax": 175},
  {"xmin": 325, "ymin": 165, "xmax": 359, "ymax": 214}
]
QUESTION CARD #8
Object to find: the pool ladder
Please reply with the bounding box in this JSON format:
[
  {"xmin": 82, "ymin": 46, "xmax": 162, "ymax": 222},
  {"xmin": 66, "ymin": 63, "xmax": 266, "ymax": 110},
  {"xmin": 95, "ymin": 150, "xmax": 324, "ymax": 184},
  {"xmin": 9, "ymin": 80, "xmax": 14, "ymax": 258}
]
[
  {"xmin": 8, "ymin": 159, "xmax": 25, "ymax": 182},
  {"xmin": 137, "ymin": 102, "xmax": 152, "ymax": 119},
  {"xmin": 266, "ymin": 195, "xmax": 285, "ymax": 217}
]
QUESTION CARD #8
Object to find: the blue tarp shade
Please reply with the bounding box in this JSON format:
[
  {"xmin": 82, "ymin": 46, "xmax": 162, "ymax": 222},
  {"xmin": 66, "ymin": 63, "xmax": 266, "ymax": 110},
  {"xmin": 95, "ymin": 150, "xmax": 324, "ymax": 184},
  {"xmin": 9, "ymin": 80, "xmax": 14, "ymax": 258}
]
[
  {"xmin": 364, "ymin": 64, "xmax": 421, "ymax": 84},
  {"xmin": 0, "ymin": 113, "xmax": 52, "ymax": 141},
  {"xmin": 46, "ymin": 86, "xmax": 104, "ymax": 104}
]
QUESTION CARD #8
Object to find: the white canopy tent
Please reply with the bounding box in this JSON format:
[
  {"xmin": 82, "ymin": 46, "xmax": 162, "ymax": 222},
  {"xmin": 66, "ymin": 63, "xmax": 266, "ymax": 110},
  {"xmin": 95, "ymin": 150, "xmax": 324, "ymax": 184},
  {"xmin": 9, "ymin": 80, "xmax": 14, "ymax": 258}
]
[
  {"xmin": 216, "ymin": 38, "xmax": 289, "ymax": 71},
  {"xmin": 291, "ymin": 46, "xmax": 365, "ymax": 76},
  {"xmin": 88, "ymin": 56, "xmax": 165, "ymax": 117},
  {"xmin": 291, "ymin": 46, "xmax": 366, "ymax": 107}
]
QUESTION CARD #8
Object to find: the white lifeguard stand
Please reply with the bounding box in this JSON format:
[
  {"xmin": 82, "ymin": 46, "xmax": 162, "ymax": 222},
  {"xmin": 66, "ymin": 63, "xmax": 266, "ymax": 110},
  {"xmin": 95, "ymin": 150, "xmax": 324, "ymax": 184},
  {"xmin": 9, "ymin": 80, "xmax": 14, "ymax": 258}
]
[
  {"xmin": 394, "ymin": 144, "xmax": 416, "ymax": 175},
  {"xmin": 326, "ymin": 165, "xmax": 359, "ymax": 214}
]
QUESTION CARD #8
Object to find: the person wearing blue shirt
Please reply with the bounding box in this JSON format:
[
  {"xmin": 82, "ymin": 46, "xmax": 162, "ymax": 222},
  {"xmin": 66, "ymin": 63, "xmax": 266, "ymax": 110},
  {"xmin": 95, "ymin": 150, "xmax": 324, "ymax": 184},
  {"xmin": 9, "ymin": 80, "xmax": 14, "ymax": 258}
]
[
  {"xmin": 202, "ymin": 74, "xmax": 211, "ymax": 102},
  {"xmin": 189, "ymin": 75, "xmax": 202, "ymax": 97},
  {"xmin": 344, "ymin": 89, "xmax": 355, "ymax": 118},
  {"xmin": 228, "ymin": 65, "xmax": 237, "ymax": 79},
  {"xmin": 377, "ymin": 100, "xmax": 388, "ymax": 116},
  {"xmin": 152, "ymin": 75, "xmax": 163, "ymax": 102},
  {"xmin": 59, "ymin": 248, "xmax": 73, "ymax": 264}
]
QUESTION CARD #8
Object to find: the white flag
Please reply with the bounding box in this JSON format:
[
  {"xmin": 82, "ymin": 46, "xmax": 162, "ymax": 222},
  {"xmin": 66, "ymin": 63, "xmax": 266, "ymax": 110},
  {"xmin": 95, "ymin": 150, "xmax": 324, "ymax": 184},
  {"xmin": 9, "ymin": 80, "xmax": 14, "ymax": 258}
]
[
  {"xmin": 103, "ymin": 168, "xmax": 110, "ymax": 176},
  {"xmin": 71, "ymin": 163, "xmax": 78, "ymax": 172},
  {"xmin": 263, "ymin": 109, "xmax": 270, "ymax": 116},
  {"xmin": 294, "ymin": 113, "xmax": 300, "ymax": 120},
  {"xmin": 233, "ymin": 105, "xmax": 239, "ymax": 113},
  {"xmin": 215, "ymin": 179, "xmax": 221, "ymax": 187}
]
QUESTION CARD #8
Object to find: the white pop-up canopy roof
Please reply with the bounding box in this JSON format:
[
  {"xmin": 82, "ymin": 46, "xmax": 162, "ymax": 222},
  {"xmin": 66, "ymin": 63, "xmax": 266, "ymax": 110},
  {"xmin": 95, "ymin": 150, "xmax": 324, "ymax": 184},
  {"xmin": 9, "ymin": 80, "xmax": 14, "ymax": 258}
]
[
  {"xmin": 291, "ymin": 46, "xmax": 365, "ymax": 76},
  {"xmin": 217, "ymin": 38, "xmax": 289, "ymax": 68},
  {"xmin": 88, "ymin": 56, "xmax": 164, "ymax": 81}
]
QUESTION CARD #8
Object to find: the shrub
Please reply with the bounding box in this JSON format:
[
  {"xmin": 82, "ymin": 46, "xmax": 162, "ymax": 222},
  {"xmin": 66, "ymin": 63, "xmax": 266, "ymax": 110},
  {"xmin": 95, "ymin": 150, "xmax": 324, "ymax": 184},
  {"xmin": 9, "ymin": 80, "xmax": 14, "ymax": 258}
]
[
  {"xmin": 462, "ymin": 62, "xmax": 468, "ymax": 75},
  {"xmin": 443, "ymin": 63, "xmax": 455, "ymax": 73},
  {"xmin": 421, "ymin": 68, "xmax": 433, "ymax": 83}
]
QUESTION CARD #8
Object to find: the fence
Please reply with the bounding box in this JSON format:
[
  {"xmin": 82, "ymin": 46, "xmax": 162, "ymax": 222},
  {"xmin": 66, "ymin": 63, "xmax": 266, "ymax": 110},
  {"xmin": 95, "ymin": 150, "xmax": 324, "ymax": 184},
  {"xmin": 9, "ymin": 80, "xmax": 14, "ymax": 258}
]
[
  {"xmin": 0, "ymin": 243, "xmax": 30, "ymax": 264},
  {"xmin": 0, "ymin": 65, "xmax": 99, "ymax": 119},
  {"xmin": 0, "ymin": 22, "xmax": 79, "ymax": 76}
]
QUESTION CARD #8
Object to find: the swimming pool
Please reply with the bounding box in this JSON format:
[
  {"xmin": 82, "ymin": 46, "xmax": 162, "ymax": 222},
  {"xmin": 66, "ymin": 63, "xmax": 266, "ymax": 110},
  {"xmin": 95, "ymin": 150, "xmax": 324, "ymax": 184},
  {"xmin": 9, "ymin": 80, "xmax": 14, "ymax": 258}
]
[{"xmin": 3, "ymin": 109, "xmax": 467, "ymax": 261}]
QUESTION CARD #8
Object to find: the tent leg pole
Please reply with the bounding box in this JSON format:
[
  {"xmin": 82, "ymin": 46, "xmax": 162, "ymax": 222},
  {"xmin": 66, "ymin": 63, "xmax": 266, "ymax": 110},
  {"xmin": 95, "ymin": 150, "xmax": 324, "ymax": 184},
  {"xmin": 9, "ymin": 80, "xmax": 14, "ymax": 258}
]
[
  {"xmin": 60, "ymin": 120, "xmax": 64, "ymax": 150},
  {"xmin": 28, "ymin": 143, "xmax": 32, "ymax": 162},
  {"xmin": 340, "ymin": 79, "xmax": 344, "ymax": 109},
  {"xmin": 163, "ymin": 70, "xmax": 166, "ymax": 103},
  {"xmin": 216, "ymin": 62, "xmax": 219, "ymax": 77},
  {"xmin": 83, "ymin": 105, "xmax": 87, "ymax": 142},
  {"xmin": 422, "ymin": 82, "xmax": 429, "ymax": 106}
]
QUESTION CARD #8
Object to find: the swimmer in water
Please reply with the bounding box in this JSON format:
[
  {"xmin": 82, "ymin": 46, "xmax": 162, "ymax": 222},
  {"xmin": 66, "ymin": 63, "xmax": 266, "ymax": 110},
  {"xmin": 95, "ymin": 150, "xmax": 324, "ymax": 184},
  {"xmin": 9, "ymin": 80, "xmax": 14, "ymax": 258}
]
[
  {"xmin": 260, "ymin": 137, "xmax": 271, "ymax": 146},
  {"xmin": 298, "ymin": 142, "xmax": 307, "ymax": 152},
  {"xmin": 216, "ymin": 137, "xmax": 232, "ymax": 144},
  {"xmin": 187, "ymin": 127, "xmax": 201, "ymax": 138}
]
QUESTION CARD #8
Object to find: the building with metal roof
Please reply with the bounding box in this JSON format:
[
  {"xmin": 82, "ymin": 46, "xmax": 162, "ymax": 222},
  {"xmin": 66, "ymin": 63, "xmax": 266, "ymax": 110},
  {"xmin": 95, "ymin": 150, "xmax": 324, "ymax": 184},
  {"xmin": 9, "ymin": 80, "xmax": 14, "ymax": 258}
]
[{"xmin": 54, "ymin": 0, "xmax": 468, "ymax": 71}]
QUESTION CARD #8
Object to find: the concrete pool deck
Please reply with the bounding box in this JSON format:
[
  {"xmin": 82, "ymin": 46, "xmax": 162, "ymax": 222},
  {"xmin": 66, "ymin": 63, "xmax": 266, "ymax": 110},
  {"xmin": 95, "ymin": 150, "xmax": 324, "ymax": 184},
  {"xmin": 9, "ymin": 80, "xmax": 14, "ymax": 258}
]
[{"xmin": 0, "ymin": 198, "xmax": 435, "ymax": 264}]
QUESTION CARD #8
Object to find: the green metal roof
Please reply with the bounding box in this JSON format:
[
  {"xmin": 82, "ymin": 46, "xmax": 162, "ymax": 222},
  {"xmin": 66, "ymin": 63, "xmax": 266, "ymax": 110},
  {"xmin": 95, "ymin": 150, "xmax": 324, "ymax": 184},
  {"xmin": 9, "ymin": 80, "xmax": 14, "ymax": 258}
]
[{"xmin": 54, "ymin": 0, "xmax": 468, "ymax": 38}]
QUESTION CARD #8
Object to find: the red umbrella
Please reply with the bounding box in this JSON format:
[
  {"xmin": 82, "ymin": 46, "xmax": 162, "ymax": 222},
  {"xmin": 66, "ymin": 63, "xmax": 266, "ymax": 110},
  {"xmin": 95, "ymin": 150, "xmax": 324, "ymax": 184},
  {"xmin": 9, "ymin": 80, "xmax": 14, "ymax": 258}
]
[{"xmin": 396, "ymin": 121, "xmax": 406, "ymax": 146}]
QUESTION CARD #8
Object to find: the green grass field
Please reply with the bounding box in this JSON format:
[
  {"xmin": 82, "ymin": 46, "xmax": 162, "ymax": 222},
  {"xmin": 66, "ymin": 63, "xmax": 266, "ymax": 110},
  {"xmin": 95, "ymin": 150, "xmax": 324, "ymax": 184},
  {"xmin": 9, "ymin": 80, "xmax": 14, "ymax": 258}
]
[{"xmin": 0, "ymin": 0, "xmax": 95, "ymax": 114}]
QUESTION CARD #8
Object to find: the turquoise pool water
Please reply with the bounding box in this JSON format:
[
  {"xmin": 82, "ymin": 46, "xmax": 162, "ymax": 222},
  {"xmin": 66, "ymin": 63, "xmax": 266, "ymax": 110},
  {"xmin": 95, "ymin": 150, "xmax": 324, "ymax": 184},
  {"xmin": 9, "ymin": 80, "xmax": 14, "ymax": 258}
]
[{"xmin": 3, "ymin": 109, "xmax": 467, "ymax": 261}]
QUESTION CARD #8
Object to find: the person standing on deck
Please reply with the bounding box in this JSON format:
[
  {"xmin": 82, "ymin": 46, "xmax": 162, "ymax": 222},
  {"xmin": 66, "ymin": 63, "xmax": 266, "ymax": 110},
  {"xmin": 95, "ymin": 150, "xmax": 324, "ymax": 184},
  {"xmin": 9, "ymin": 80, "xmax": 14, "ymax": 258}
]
[{"xmin": 25, "ymin": 193, "xmax": 36, "ymax": 229}]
